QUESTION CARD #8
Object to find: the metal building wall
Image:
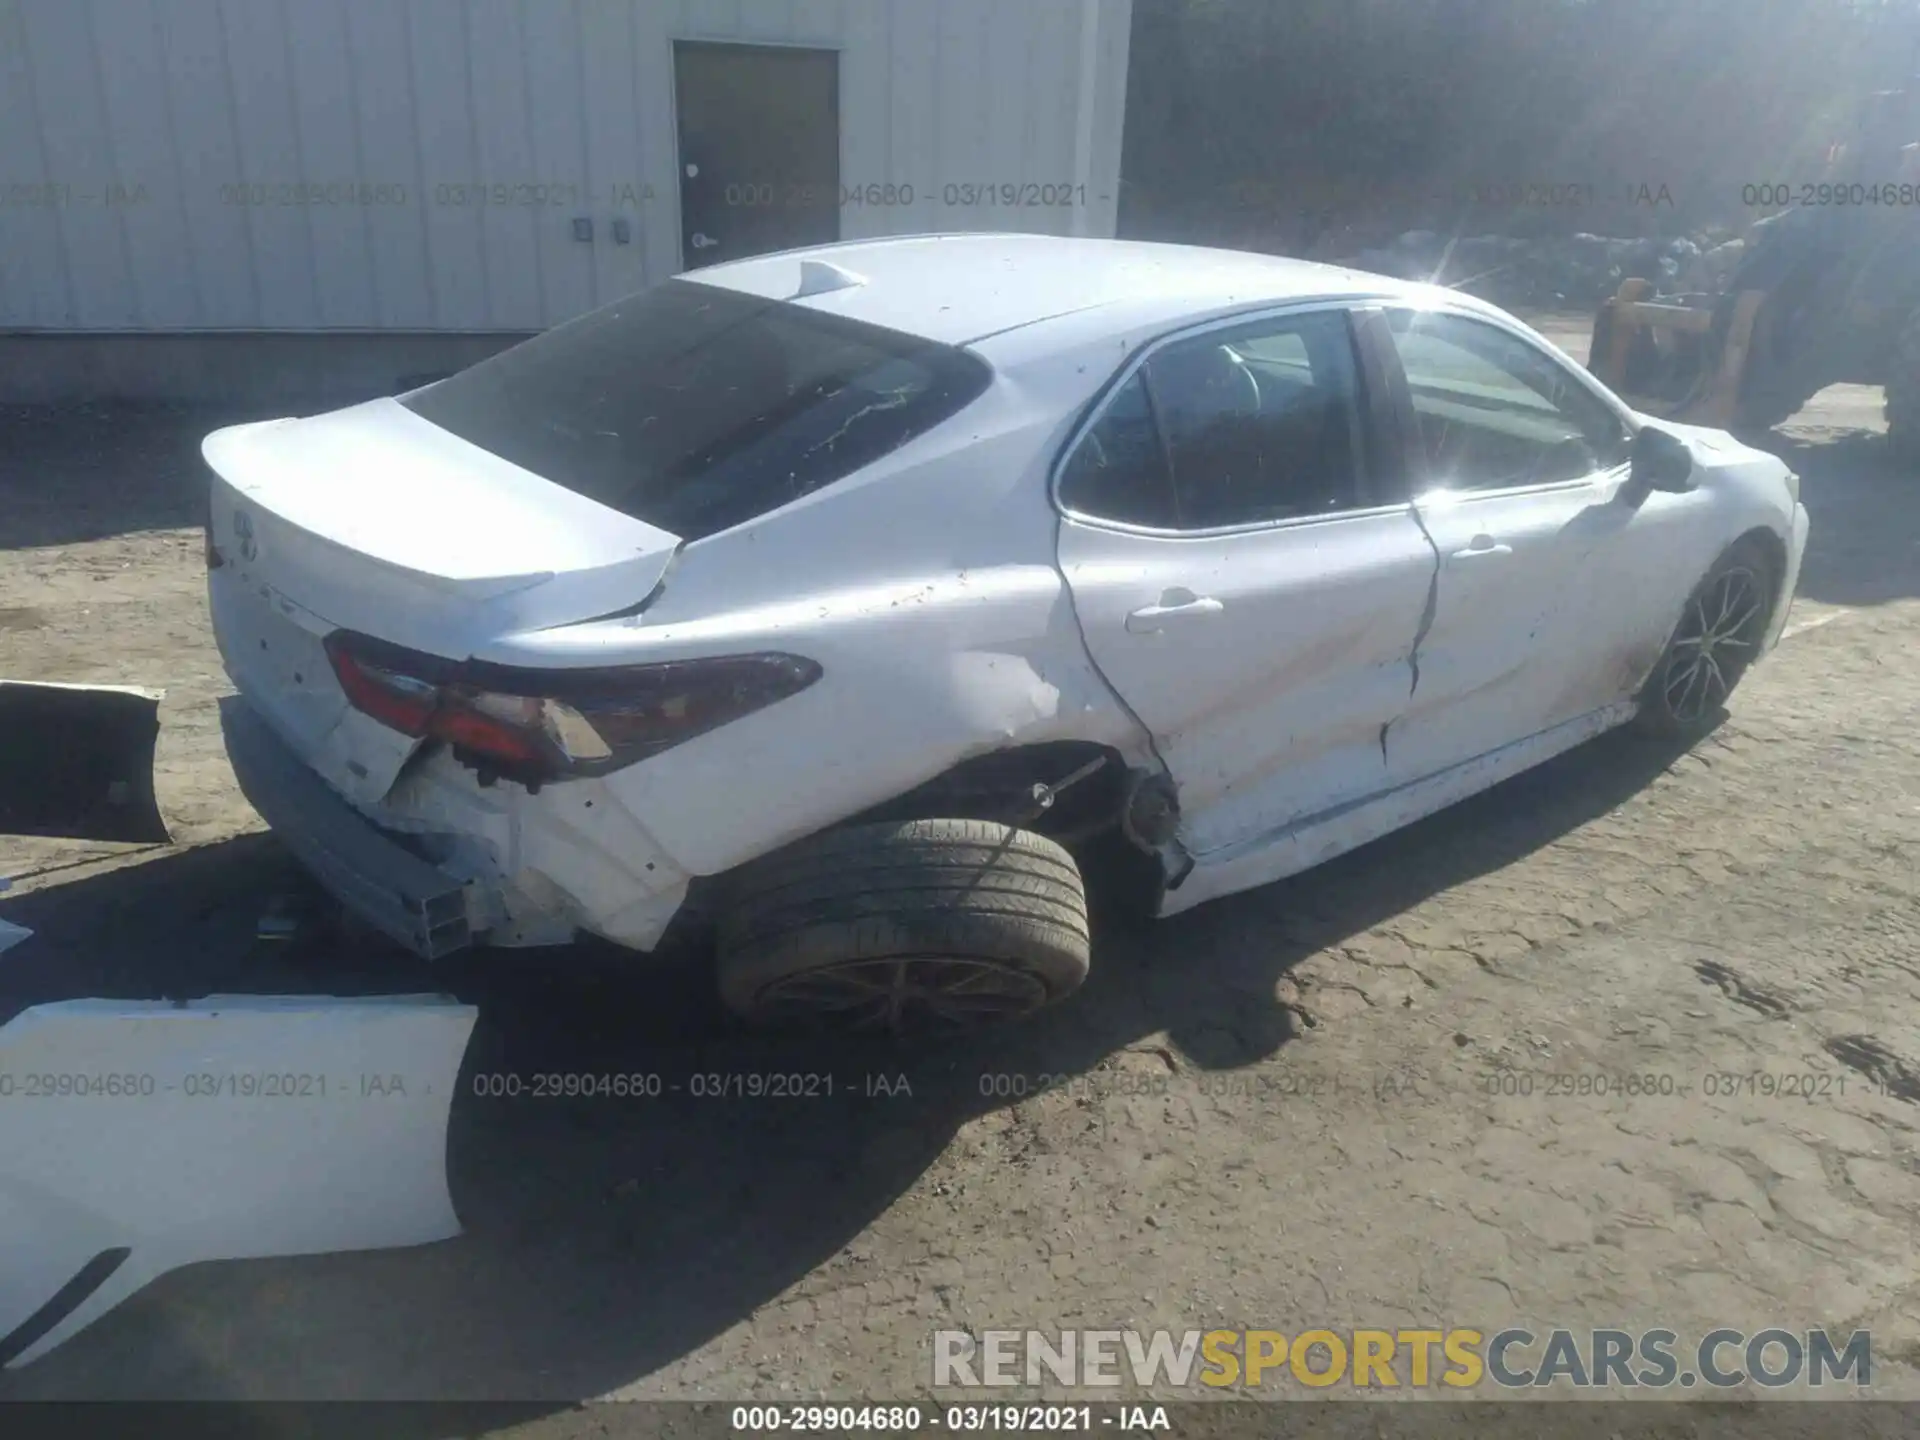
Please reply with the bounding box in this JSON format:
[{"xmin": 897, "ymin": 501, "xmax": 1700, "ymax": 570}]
[{"xmin": 0, "ymin": 0, "xmax": 1131, "ymax": 333}]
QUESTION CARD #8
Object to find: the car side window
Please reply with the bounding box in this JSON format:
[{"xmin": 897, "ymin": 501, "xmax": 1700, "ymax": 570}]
[
  {"xmin": 1144, "ymin": 310, "xmax": 1367, "ymax": 528},
  {"xmin": 1058, "ymin": 309, "xmax": 1369, "ymax": 530},
  {"xmin": 1057, "ymin": 372, "xmax": 1177, "ymax": 528},
  {"xmin": 1385, "ymin": 310, "xmax": 1634, "ymax": 492}
]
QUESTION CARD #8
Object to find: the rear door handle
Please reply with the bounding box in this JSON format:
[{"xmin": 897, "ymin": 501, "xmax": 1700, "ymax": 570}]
[
  {"xmin": 1449, "ymin": 535, "xmax": 1513, "ymax": 562},
  {"xmin": 1126, "ymin": 591, "xmax": 1224, "ymax": 634}
]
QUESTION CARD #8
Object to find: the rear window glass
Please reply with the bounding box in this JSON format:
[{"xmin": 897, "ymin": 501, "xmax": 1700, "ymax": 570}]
[{"xmin": 400, "ymin": 278, "xmax": 992, "ymax": 541}]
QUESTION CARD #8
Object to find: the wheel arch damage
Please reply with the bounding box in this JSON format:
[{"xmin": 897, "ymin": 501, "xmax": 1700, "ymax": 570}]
[
  {"xmin": 1734, "ymin": 523, "xmax": 1792, "ymax": 630},
  {"xmin": 841, "ymin": 739, "xmax": 1136, "ymax": 844},
  {"xmin": 667, "ymin": 736, "xmax": 1183, "ymax": 942}
]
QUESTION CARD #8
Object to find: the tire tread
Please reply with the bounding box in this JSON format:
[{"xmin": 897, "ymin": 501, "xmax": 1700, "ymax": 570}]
[{"xmin": 717, "ymin": 817, "xmax": 1093, "ymax": 1024}]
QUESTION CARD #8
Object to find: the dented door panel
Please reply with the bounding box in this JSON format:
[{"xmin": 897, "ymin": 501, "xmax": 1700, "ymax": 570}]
[
  {"xmin": 1058, "ymin": 508, "xmax": 1436, "ymax": 857},
  {"xmin": 1389, "ymin": 475, "xmax": 1626, "ymax": 783},
  {"xmin": 1564, "ymin": 482, "xmax": 1745, "ymax": 693},
  {"xmin": 1391, "ymin": 473, "xmax": 1728, "ymax": 786}
]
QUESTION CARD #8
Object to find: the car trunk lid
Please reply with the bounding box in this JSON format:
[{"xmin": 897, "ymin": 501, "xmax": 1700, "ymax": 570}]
[
  {"xmin": 203, "ymin": 397, "xmax": 681, "ymax": 659},
  {"xmin": 204, "ymin": 398, "xmax": 681, "ymax": 804}
]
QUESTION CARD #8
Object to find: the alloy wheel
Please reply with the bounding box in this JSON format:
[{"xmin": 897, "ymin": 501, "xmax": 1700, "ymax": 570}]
[
  {"xmin": 1661, "ymin": 564, "xmax": 1765, "ymax": 725},
  {"xmin": 750, "ymin": 955, "xmax": 1051, "ymax": 1032}
]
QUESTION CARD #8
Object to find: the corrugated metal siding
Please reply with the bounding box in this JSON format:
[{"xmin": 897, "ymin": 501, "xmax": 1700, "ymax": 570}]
[{"xmin": 0, "ymin": 0, "xmax": 1131, "ymax": 332}]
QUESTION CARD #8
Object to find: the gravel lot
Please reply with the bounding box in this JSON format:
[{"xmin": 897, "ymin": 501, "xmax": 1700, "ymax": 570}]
[{"xmin": 1, "ymin": 316, "xmax": 1917, "ymax": 1419}]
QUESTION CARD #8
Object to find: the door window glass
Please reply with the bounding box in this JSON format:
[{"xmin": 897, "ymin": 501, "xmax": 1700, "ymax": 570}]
[
  {"xmin": 1386, "ymin": 310, "xmax": 1634, "ymax": 490},
  {"xmin": 1059, "ymin": 310, "xmax": 1368, "ymax": 530},
  {"xmin": 1056, "ymin": 374, "xmax": 1176, "ymax": 528},
  {"xmin": 1145, "ymin": 310, "xmax": 1367, "ymax": 528}
]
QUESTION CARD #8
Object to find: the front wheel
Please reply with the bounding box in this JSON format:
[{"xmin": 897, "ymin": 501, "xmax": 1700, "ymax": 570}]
[
  {"xmin": 1634, "ymin": 539, "xmax": 1777, "ymax": 740},
  {"xmin": 716, "ymin": 818, "xmax": 1092, "ymax": 1034}
]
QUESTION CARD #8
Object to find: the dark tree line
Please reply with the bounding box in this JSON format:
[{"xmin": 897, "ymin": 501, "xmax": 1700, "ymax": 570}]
[{"xmin": 1120, "ymin": 0, "xmax": 1920, "ymax": 250}]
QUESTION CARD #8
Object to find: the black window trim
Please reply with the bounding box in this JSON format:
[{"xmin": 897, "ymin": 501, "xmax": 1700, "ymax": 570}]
[
  {"xmin": 1360, "ymin": 302, "xmax": 1641, "ymax": 504},
  {"xmin": 1049, "ymin": 297, "xmax": 1412, "ymax": 539},
  {"xmin": 1349, "ymin": 304, "xmax": 1417, "ymax": 506},
  {"xmin": 1136, "ymin": 365, "xmax": 1183, "ymax": 531}
]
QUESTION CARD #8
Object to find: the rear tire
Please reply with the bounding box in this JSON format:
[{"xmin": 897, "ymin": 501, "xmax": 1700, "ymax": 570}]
[
  {"xmin": 1886, "ymin": 306, "xmax": 1920, "ymax": 466},
  {"xmin": 1634, "ymin": 538, "xmax": 1777, "ymax": 740},
  {"xmin": 717, "ymin": 818, "xmax": 1092, "ymax": 1034}
]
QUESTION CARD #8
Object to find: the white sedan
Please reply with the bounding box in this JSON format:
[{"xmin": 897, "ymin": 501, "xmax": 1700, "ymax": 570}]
[{"xmin": 204, "ymin": 234, "xmax": 1809, "ymax": 1031}]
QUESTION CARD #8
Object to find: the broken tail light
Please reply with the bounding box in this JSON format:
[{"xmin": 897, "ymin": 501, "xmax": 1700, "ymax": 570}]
[{"xmin": 323, "ymin": 631, "xmax": 821, "ymax": 789}]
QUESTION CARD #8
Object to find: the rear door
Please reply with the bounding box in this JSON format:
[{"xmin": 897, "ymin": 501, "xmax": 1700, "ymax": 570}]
[
  {"xmin": 1055, "ymin": 305, "xmax": 1437, "ymax": 860},
  {"xmin": 1366, "ymin": 307, "xmax": 1667, "ymax": 785}
]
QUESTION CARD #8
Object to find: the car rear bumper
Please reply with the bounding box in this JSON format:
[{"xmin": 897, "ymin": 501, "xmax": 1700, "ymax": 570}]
[{"xmin": 220, "ymin": 696, "xmax": 475, "ymax": 959}]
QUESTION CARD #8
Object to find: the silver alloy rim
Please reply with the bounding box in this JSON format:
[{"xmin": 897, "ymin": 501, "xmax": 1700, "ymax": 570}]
[
  {"xmin": 754, "ymin": 956, "xmax": 1050, "ymax": 1031},
  {"xmin": 1662, "ymin": 565, "xmax": 1763, "ymax": 723}
]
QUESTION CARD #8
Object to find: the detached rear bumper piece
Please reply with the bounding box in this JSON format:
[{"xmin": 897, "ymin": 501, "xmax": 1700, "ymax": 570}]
[
  {"xmin": 0, "ymin": 994, "xmax": 476, "ymax": 1369},
  {"xmin": 220, "ymin": 696, "xmax": 473, "ymax": 958}
]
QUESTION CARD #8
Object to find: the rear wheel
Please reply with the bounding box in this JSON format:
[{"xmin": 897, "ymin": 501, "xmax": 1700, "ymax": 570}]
[
  {"xmin": 1886, "ymin": 305, "xmax": 1920, "ymax": 466},
  {"xmin": 717, "ymin": 818, "xmax": 1092, "ymax": 1034},
  {"xmin": 1634, "ymin": 539, "xmax": 1777, "ymax": 740}
]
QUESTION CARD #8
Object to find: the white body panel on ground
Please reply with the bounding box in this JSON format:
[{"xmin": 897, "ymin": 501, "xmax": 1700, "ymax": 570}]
[{"xmin": 0, "ymin": 995, "xmax": 475, "ymax": 1369}]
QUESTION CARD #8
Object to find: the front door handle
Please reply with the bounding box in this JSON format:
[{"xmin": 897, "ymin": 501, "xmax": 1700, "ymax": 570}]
[
  {"xmin": 1126, "ymin": 590, "xmax": 1224, "ymax": 634},
  {"xmin": 1449, "ymin": 534, "xmax": 1513, "ymax": 562}
]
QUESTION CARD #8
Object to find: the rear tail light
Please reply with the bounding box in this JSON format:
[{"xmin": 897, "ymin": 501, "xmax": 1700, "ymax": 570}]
[{"xmin": 323, "ymin": 632, "xmax": 821, "ymax": 790}]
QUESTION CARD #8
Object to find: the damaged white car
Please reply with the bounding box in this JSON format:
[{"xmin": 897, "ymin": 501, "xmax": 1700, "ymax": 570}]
[{"xmin": 204, "ymin": 235, "xmax": 1809, "ymax": 1031}]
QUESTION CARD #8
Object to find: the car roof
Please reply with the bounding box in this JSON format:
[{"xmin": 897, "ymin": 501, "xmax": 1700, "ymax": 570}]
[{"xmin": 681, "ymin": 233, "xmax": 1471, "ymax": 349}]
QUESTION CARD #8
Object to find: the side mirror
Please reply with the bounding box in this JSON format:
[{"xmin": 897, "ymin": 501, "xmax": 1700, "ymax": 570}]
[{"xmin": 1626, "ymin": 426, "xmax": 1696, "ymax": 497}]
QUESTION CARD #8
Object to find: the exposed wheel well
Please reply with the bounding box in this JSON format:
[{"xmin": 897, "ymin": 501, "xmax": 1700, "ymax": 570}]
[
  {"xmin": 664, "ymin": 742, "xmax": 1147, "ymax": 952},
  {"xmin": 844, "ymin": 740, "xmax": 1133, "ymax": 845},
  {"xmin": 1732, "ymin": 524, "xmax": 1791, "ymax": 633}
]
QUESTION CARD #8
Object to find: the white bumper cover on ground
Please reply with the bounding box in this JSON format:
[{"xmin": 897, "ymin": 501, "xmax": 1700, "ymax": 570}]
[{"xmin": 0, "ymin": 993, "xmax": 476, "ymax": 1369}]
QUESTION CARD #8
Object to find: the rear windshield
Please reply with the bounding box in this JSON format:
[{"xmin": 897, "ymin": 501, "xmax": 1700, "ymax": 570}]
[{"xmin": 401, "ymin": 278, "xmax": 992, "ymax": 541}]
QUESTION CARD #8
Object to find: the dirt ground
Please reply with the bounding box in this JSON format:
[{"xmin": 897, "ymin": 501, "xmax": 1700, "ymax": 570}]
[{"xmin": 1, "ymin": 316, "xmax": 1918, "ymax": 1421}]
